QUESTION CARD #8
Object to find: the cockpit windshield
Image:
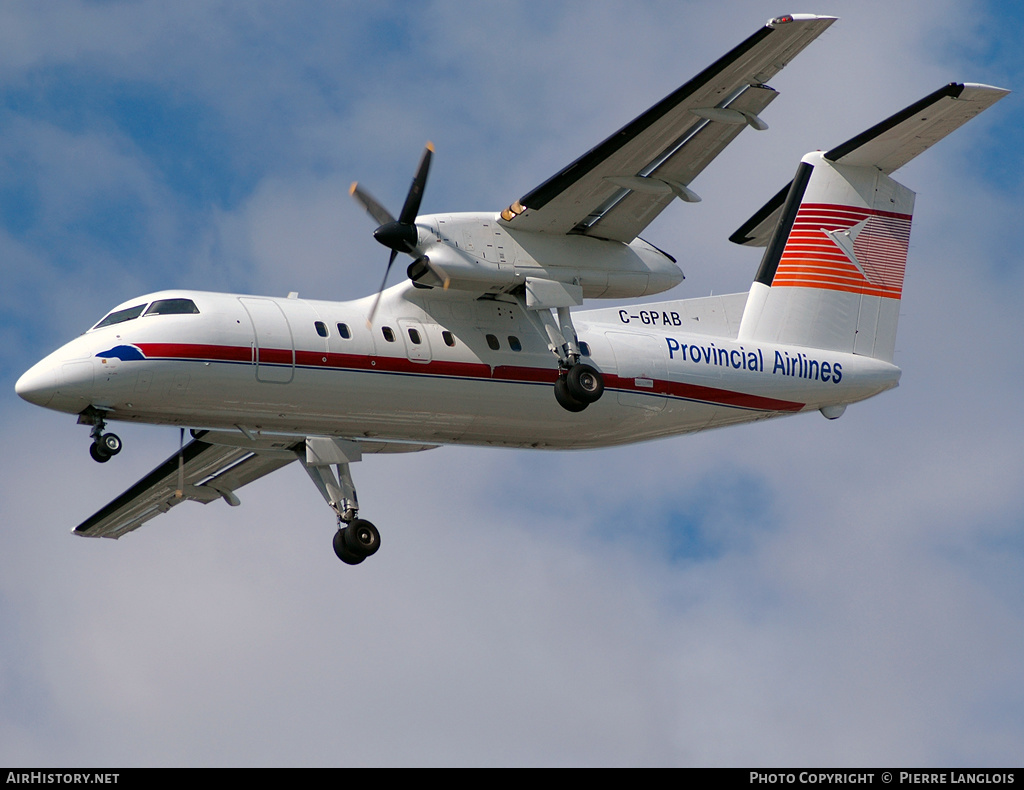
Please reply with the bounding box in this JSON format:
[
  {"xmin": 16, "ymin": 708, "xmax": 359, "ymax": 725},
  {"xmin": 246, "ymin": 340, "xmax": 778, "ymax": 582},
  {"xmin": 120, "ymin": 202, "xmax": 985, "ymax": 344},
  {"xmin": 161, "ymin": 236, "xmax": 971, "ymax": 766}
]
[
  {"xmin": 92, "ymin": 304, "xmax": 146, "ymax": 330},
  {"xmin": 144, "ymin": 298, "xmax": 200, "ymax": 316},
  {"xmin": 90, "ymin": 298, "xmax": 200, "ymax": 331}
]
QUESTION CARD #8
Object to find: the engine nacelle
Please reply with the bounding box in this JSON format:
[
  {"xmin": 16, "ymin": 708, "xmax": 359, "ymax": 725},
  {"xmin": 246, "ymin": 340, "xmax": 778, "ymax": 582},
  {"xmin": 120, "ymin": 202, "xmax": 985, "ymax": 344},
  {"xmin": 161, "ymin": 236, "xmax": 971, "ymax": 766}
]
[{"xmin": 413, "ymin": 213, "xmax": 683, "ymax": 298}]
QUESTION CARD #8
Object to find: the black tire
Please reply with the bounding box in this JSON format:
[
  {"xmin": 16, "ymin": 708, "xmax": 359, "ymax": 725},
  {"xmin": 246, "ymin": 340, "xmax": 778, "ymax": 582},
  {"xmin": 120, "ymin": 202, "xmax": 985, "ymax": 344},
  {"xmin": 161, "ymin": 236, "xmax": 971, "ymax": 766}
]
[
  {"xmin": 566, "ymin": 363, "xmax": 604, "ymax": 403},
  {"xmin": 89, "ymin": 443, "xmax": 110, "ymax": 463},
  {"xmin": 333, "ymin": 529, "xmax": 365, "ymax": 565},
  {"xmin": 554, "ymin": 376, "xmax": 588, "ymax": 412},
  {"xmin": 101, "ymin": 433, "xmax": 122, "ymax": 456},
  {"xmin": 344, "ymin": 519, "xmax": 381, "ymax": 557}
]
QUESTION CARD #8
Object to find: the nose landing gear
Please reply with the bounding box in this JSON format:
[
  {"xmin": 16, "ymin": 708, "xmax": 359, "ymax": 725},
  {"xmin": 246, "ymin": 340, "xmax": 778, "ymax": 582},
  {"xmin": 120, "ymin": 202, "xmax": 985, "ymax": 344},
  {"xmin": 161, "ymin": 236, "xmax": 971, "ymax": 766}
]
[
  {"xmin": 89, "ymin": 432, "xmax": 122, "ymax": 463},
  {"xmin": 79, "ymin": 408, "xmax": 122, "ymax": 463}
]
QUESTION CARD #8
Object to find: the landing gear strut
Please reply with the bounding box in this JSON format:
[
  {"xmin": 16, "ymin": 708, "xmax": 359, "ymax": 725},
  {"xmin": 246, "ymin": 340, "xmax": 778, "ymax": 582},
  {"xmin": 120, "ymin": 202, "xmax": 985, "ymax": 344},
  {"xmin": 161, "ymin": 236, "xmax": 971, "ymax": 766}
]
[
  {"xmin": 79, "ymin": 408, "xmax": 122, "ymax": 463},
  {"xmin": 300, "ymin": 437, "xmax": 381, "ymax": 566},
  {"xmin": 515, "ymin": 294, "xmax": 606, "ymax": 413}
]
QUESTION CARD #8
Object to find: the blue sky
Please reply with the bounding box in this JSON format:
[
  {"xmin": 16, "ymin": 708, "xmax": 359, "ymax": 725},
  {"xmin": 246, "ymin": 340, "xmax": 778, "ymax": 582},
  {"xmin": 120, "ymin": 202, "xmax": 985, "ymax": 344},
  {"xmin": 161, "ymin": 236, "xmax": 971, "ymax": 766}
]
[{"xmin": 2, "ymin": 0, "xmax": 1023, "ymax": 766}]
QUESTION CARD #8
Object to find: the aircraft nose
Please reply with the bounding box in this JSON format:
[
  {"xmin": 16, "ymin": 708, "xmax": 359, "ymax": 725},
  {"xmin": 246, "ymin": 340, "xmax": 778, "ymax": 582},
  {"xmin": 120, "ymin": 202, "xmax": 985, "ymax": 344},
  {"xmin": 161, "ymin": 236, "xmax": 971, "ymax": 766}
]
[{"xmin": 15, "ymin": 361, "xmax": 58, "ymax": 408}]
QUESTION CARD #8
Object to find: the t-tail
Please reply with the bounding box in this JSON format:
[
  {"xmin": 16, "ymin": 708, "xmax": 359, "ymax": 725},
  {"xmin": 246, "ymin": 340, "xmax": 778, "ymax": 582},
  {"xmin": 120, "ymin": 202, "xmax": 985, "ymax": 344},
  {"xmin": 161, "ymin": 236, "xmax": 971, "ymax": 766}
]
[{"xmin": 732, "ymin": 83, "xmax": 1009, "ymax": 362}]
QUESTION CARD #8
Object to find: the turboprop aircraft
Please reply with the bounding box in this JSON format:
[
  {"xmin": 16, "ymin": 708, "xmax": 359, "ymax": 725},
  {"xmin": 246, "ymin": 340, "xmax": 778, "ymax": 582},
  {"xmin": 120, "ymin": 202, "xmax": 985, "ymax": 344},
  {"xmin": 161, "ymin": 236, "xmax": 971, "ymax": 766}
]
[{"xmin": 15, "ymin": 14, "xmax": 1008, "ymax": 565}]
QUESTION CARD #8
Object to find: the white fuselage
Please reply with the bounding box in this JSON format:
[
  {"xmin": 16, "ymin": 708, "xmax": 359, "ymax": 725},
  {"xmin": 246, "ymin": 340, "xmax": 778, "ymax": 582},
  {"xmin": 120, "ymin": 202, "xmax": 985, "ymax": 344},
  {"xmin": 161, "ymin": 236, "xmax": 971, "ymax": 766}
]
[{"xmin": 17, "ymin": 282, "xmax": 901, "ymax": 449}]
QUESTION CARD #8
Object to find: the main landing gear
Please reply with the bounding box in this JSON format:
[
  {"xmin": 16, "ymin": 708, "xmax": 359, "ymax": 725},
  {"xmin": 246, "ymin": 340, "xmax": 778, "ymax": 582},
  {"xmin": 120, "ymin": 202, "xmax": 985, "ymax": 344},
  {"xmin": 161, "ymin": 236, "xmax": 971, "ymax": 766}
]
[
  {"xmin": 515, "ymin": 296, "xmax": 605, "ymax": 413},
  {"xmin": 332, "ymin": 519, "xmax": 381, "ymax": 565},
  {"xmin": 554, "ymin": 362, "xmax": 605, "ymax": 412},
  {"xmin": 79, "ymin": 408, "xmax": 122, "ymax": 463},
  {"xmin": 300, "ymin": 437, "xmax": 381, "ymax": 566}
]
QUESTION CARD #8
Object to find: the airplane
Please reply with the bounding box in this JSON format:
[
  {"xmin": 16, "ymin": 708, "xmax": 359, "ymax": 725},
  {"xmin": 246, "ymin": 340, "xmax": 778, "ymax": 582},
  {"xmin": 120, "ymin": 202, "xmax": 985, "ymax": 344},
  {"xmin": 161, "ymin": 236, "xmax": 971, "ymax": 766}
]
[{"xmin": 14, "ymin": 14, "xmax": 1009, "ymax": 565}]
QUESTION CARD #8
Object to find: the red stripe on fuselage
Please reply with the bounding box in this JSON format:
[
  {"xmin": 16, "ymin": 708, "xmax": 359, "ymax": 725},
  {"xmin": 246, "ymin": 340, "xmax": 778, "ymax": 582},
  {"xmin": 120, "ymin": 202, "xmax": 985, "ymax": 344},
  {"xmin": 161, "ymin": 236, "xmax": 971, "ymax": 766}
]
[
  {"xmin": 134, "ymin": 342, "xmax": 804, "ymax": 412},
  {"xmin": 136, "ymin": 343, "xmax": 252, "ymax": 363}
]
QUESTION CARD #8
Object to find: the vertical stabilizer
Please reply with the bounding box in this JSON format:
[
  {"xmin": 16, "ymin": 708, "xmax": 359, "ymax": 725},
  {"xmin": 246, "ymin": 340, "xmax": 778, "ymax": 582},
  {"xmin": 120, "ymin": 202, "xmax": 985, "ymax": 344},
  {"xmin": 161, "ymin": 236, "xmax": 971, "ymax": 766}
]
[
  {"xmin": 735, "ymin": 82, "xmax": 1009, "ymax": 362},
  {"xmin": 737, "ymin": 153, "xmax": 913, "ymax": 361}
]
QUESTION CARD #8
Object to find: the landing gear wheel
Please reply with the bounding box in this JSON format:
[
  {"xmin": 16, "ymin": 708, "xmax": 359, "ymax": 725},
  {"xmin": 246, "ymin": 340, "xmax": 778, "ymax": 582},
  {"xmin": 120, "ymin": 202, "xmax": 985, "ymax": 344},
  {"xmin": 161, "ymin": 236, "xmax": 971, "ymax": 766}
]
[
  {"xmin": 344, "ymin": 519, "xmax": 381, "ymax": 557},
  {"xmin": 88, "ymin": 431, "xmax": 121, "ymax": 463},
  {"xmin": 332, "ymin": 519, "xmax": 380, "ymax": 564},
  {"xmin": 333, "ymin": 529, "xmax": 365, "ymax": 565},
  {"xmin": 100, "ymin": 433, "xmax": 122, "ymax": 456},
  {"xmin": 565, "ymin": 363, "xmax": 604, "ymax": 403},
  {"xmin": 554, "ymin": 376, "xmax": 588, "ymax": 412}
]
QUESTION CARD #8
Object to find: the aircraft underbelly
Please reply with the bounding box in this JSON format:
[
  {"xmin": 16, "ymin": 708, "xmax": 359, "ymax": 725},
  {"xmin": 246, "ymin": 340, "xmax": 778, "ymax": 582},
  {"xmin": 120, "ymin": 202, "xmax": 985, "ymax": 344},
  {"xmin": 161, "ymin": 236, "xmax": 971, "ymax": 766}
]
[{"xmin": 101, "ymin": 356, "xmax": 782, "ymax": 449}]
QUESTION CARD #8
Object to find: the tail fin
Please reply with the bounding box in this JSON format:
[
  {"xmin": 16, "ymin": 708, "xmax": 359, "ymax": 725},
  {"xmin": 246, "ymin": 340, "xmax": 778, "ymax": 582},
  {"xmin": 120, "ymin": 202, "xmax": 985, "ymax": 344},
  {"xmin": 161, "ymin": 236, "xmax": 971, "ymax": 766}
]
[
  {"xmin": 737, "ymin": 151, "xmax": 914, "ymax": 361},
  {"xmin": 735, "ymin": 83, "xmax": 1008, "ymax": 362}
]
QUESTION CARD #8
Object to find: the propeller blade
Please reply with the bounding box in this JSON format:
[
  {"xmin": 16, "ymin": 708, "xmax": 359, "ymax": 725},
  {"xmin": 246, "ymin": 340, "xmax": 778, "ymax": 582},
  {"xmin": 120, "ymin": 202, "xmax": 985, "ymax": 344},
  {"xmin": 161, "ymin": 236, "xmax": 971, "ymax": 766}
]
[
  {"xmin": 428, "ymin": 258, "xmax": 452, "ymax": 290},
  {"xmin": 357, "ymin": 142, "xmax": 436, "ymax": 327},
  {"xmin": 366, "ymin": 249, "xmax": 399, "ymax": 327},
  {"xmin": 398, "ymin": 142, "xmax": 434, "ymax": 226},
  {"xmin": 350, "ymin": 182, "xmax": 395, "ymax": 227}
]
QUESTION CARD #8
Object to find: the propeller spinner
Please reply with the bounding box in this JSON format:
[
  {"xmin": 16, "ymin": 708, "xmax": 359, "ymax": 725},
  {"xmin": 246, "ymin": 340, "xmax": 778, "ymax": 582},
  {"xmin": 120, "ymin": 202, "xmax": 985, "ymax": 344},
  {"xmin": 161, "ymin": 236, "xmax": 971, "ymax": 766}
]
[{"xmin": 350, "ymin": 142, "xmax": 435, "ymax": 326}]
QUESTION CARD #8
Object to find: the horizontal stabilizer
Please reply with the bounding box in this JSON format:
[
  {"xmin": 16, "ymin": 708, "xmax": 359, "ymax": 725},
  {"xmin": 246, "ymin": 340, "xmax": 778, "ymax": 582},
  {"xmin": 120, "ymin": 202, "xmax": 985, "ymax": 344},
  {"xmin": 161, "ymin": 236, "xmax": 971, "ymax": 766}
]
[
  {"xmin": 825, "ymin": 82, "xmax": 1009, "ymax": 171},
  {"xmin": 731, "ymin": 82, "xmax": 1009, "ymax": 246}
]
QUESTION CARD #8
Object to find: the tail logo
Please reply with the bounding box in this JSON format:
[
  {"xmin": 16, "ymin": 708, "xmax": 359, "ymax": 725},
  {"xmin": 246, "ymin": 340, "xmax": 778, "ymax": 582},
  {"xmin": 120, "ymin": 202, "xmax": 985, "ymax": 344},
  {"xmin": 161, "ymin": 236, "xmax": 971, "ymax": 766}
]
[{"xmin": 773, "ymin": 203, "xmax": 911, "ymax": 299}]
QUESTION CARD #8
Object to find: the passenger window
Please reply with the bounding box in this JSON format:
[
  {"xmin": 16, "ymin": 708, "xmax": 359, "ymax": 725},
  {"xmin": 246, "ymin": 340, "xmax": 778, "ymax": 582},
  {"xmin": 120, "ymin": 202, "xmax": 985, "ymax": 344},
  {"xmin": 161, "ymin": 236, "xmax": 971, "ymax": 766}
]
[
  {"xmin": 579, "ymin": 342, "xmax": 591, "ymax": 357},
  {"xmin": 93, "ymin": 304, "xmax": 146, "ymax": 329},
  {"xmin": 144, "ymin": 299, "xmax": 200, "ymax": 316},
  {"xmin": 508, "ymin": 335, "xmax": 522, "ymax": 352},
  {"xmin": 337, "ymin": 323, "xmax": 351, "ymax": 339},
  {"xmin": 382, "ymin": 327, "xmax": 396, "ymax": 342},
  {"xmin": 442, "ymin": 330, "xmax": 456, "ymax": 348},
  {"xmin": 485, "ymin": 334, "xmax": 500, "ymax": 351},
  {"xmin": 408, "ymin": 328, "xmax": 421, "ymax": 344},
  {"xmin": 315, "ymin": 321, "xmax": 328, "ymax": 338}
]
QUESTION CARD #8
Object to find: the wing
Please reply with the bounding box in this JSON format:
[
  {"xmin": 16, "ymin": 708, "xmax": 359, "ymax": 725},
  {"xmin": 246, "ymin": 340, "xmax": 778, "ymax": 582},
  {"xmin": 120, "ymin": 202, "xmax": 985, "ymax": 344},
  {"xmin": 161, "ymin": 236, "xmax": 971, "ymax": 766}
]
[
  {"xmin": 74, "ymin": 431, "xmax": 303, "ymax": 539},
  {"xmin": 74, "ymin": 430, "xmax": 440, "ymax": 539},
  {"xmin": 730, "ymin": 82, "xmax": 1011, "ymax": 246},
  {"xmin": 498, "ymin": 14, "xmax": 836, "ymax": 243}
]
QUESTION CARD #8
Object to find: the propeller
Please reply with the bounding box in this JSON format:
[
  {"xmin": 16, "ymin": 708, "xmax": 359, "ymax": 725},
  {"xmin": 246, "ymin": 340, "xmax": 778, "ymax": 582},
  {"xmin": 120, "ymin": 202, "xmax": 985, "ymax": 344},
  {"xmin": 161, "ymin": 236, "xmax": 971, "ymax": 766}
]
[{"xmin": 350, "ymin": 142, "xmax": 434, "ymax": 326}]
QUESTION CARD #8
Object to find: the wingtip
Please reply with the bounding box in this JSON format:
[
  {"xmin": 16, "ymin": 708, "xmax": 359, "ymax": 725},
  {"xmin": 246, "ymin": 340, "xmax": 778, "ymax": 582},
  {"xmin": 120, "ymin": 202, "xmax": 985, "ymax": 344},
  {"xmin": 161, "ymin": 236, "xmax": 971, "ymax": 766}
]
[
  {"xmin": 349, "ymin": 181, "xmax": 359, "ymax": 196},
  {"xmin": 426, "ymin": 141, "xmax": 435, "ymax": 153},
  {"xmin": 958, "ymin": 82, "xmax": 1012, "ymax": 99},
  {"xmin": 768, "ymin": 13, "xmax": 838, "ymax": 28}
]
